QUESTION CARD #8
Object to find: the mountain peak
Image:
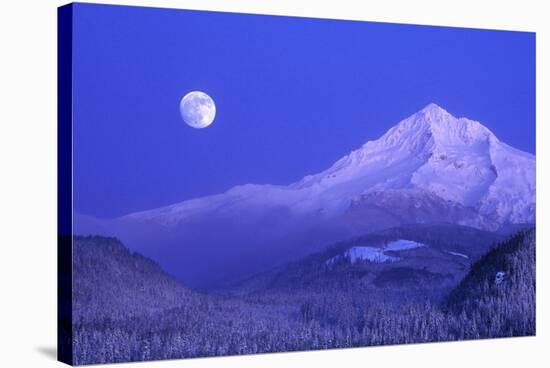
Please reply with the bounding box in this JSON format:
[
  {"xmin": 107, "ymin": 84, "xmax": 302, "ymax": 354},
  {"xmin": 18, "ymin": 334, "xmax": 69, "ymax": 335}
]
[
  {"xmin": 380, "ymin": 104, "xmax": 497, "ymax": 153},
  {"xmin": 413, "ymin": 103, "xmax": 455, "ymax": 127},
  {"xmin": 419, "ymin": 103, "xmax": 451, "ymax": 118},
  {"xmin": 415, "ymin": 103, "xmax": 458, "ymax": 127}
]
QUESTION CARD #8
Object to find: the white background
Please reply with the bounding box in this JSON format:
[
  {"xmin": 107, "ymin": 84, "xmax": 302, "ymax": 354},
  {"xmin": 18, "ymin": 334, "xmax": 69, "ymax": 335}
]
[{"xmin": 0, "ymin": 0, "xmax": 547, "ymax": 367}]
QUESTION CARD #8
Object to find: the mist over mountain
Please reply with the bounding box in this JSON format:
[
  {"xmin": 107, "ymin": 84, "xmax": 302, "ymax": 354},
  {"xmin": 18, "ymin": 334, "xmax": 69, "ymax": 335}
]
[{"xmin": 76, "ymin": 104, "xmax": 535, "ymax": 288}]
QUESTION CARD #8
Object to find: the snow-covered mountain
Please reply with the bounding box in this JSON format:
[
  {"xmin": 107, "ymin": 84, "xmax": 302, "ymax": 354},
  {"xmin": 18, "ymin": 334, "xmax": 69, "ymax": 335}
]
[
  {"xmin": 125, "ymin": 103, "xmax": 535, "ymax": 229},
  {"xmin": 76, "ymin": 104, "xmax": 535, "ymax": 288}
]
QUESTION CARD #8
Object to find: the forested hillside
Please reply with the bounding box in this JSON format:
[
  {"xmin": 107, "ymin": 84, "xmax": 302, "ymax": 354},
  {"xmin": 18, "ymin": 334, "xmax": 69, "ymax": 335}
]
[
  {"xmin": 72, "ymin": 229, "xmax": 535, "ymax": 365},
  {"xmin": 444, "ymin": 228, "xmax": 536, "ymax": 337},
  {"xmin": 73, "ymin": 236, "xmax": 200, "ymax": 321}
]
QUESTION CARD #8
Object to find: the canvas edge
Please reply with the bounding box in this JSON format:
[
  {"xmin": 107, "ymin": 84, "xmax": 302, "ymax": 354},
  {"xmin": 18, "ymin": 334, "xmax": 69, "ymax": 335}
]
[{"xmin": 58, "ymin": 3, "xmax": 74, "ymax": 366}]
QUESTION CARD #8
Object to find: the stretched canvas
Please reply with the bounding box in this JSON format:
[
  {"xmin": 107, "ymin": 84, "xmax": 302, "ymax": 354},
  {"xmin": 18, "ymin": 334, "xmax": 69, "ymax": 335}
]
[{"xmin": 58, "ymin": 3, "xmax": 536, "ymax": 366}]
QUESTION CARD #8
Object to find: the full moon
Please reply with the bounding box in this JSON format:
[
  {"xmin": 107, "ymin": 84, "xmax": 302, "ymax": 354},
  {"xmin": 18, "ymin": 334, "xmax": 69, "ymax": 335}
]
[{"xmin": 179, "ymin": 91, "xmax": 216, "ymax": 129}]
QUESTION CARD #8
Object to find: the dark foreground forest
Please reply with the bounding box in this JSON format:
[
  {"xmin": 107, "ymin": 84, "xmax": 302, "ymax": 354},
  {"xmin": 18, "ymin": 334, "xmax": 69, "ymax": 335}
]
[{"xmin": 71, "ymin": 227, "xmax": 535, "ymax": 365}]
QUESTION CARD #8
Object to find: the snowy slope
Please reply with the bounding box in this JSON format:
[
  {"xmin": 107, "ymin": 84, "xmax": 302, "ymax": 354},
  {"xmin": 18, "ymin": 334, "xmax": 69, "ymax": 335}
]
[
  {"xmin": 385, "ymin": 239, "xmax": 425, "ymax": 251},
  {"xmin": 326, "ymin": 240, "xmax": 425, "ymax": 266},
  {"xmin": 124, "ymin": 103, "xmax": 535, "ymax": 230}
]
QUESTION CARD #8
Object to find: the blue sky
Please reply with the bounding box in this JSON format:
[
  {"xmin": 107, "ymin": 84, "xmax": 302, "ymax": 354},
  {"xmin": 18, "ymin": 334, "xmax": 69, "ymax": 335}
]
[{"xmin": 72, "ymin": 3, "xmax": 535, "ymax": 218}]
